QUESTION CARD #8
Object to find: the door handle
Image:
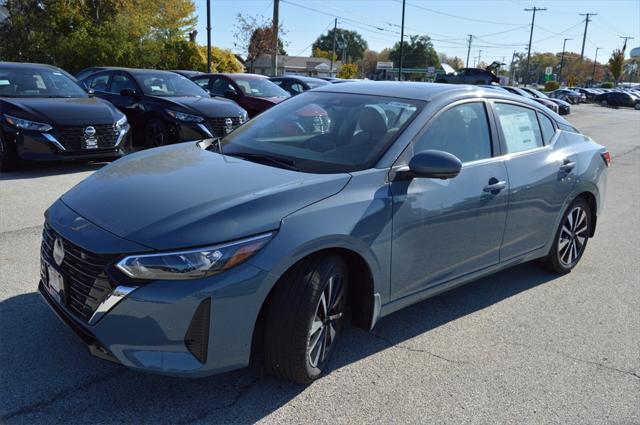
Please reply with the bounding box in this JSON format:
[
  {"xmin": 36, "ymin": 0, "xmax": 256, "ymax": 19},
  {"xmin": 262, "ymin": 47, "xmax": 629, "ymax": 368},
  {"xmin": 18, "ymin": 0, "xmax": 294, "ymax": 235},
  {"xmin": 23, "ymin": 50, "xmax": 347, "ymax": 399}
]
[
  {"xmin": 559, "ymin": 160, "xmax": 576, "ymax": 172},
  {"xmin": 483, "ymin": 180, "xmax": 507, "ymax": 193}
]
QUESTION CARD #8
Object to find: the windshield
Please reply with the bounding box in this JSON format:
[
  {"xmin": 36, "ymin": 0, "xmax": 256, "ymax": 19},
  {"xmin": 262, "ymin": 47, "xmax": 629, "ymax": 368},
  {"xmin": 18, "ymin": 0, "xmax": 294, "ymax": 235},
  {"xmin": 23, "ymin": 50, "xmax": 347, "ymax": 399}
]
[
  {"xmin": 0, "ymin": 67, "xmax": 87, "ymax": 98},
  {"xmin": 514, "ymin": 88, "xmax": 534, "ymax": 98},
  {"xmin": 528, "ymin": 88, "xmax": 548, "ymax": 98},
  {"xmin": 233, "ymin": 78, "xmax": 289, "ymax": 98},
  {"xmin": 135, "ymin": 73, "xmax": 207, "ymax": 97},
  {"xmin": 305, "ymin": 80, "xmax": 330, "ymax": 89},
  {"xmin": 219, "ymin": 92, "xmax": 423, "ymax": 173}
]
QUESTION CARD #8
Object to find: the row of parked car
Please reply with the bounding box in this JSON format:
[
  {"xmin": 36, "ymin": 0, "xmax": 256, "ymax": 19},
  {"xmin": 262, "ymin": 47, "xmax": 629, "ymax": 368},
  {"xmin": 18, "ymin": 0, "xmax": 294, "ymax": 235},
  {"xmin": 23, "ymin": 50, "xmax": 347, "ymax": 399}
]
[
  {"xmin": 0, "ymin": 61, "xmax": 359, "ymax": 171},
  {"xmin": 548, "ymin": 86, "xmax": 640, "ymax": 109}
]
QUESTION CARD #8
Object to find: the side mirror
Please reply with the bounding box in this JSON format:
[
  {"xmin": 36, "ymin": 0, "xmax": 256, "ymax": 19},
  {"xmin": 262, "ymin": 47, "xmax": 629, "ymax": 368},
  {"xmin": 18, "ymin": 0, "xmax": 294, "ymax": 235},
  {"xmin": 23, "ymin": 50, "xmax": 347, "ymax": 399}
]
[
  {"xmin": 396, "ymin": 150, "xmax": 462, "ymax": 180},
  {"xmin": 120, "ymin": 88, "xmax": 138, "ymax": 98},
  {"xmin": 223, "ymin": 90, "xmax": 238, "ymax": 100}
]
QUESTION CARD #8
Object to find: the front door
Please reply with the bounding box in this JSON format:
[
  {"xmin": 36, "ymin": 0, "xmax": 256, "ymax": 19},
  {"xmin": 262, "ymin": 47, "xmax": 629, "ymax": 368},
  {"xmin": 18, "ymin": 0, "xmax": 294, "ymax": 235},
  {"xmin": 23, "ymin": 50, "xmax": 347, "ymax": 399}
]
[{"xmin": 390, "ymin": 101, "xmax": 509, "ymax": 300}]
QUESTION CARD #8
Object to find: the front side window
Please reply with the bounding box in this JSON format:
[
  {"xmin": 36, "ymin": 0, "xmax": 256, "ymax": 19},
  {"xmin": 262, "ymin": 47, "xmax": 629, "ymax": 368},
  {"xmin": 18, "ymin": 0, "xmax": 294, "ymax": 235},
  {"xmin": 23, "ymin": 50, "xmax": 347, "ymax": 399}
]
[
  {"xmin": 494, "ymin": 103, "xmax": 543, "ymax": 154},
  {"xmin": 413, "ymin": 102, "xmax": 492, "ymax": 163},
  {"xmin": 219, "ymin": 92, "xmax": 423, "ymax": 173},
  {"xmin": 0, "ymin": 67, "xmax": 88, "ymax": 98},
  {"xmin": 135, "ymin": 73, "xmax": 207, "ymax": 97},
  {"xmin": 209, "ymin": 77, "xmax": 236, "ymax": 96},
  {"xmin": 193, "ymin": 78, "xmax": 210, "ymax": 90},
  {"xmin": 89, "ymin": 74, "xmax": 110, "ymax": 91}
]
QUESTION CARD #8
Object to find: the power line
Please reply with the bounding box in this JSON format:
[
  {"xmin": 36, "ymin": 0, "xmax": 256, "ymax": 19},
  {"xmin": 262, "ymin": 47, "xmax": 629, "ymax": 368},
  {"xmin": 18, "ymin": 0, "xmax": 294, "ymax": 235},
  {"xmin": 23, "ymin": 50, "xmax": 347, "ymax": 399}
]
[{"xmin": 399, "ymin": 0, "xmax": 527, "ymax": 26}]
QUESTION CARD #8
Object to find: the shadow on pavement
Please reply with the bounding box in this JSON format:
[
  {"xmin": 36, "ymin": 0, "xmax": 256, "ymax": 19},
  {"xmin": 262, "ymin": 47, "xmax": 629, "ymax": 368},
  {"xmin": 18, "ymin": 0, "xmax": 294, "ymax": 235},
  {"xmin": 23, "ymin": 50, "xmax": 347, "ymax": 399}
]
[
  {"xmin": 0, "ymin": 262, "xmax": 559, "ymax": 423},
  {"xmin": 0, "ymin": 161, "xmax": 108, "ymax": 181}
]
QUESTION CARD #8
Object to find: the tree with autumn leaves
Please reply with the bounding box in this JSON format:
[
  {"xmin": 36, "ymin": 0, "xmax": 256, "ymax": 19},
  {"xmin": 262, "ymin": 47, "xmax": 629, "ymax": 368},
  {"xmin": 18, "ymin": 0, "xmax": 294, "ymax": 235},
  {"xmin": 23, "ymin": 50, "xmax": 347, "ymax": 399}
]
[{"xmin": 0, "ymin": 0, "xmax": 241, "ymax": 73}]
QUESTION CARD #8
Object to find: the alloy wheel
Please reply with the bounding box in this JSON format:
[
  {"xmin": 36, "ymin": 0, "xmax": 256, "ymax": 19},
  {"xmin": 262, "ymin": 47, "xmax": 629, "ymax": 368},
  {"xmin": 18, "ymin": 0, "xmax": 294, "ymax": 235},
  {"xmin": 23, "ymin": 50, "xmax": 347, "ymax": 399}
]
[
  {"xmin": 557, "ymin": 205, "xmax": 589, "ymax": 267},
  {"xmin": 307, "ymin": 273, "xmax": 345, "ymax": 368},
  {"xmin": 147, "ymin": 122, "xmax": 166, "ymax": 147}
]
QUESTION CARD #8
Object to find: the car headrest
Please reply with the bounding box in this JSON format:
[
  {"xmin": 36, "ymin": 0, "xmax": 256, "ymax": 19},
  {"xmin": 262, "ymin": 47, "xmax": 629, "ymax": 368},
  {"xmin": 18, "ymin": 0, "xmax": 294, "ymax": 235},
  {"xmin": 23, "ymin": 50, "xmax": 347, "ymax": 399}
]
[{"xmin": 358, "ymin": 105, "xmax": 388, "ymax": 134}]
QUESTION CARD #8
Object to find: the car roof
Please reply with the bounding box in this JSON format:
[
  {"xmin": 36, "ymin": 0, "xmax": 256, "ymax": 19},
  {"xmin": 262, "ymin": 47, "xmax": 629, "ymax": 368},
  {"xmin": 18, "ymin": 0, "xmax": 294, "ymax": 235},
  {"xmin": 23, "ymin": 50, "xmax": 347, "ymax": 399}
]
[
  {"xmin": 200, "ymin": 73, "xmax": 268, "ymax": 80},
  {"xmin": 312, "ymin": 81, "xmax": 504, "ymax": 102},
  {"xmin": 0, "ymin": 61, "xmax": 64, "ymax": 71},
  {"xmin": 271, "ymin": 75, "xmax": 327, "ymax": 82}
]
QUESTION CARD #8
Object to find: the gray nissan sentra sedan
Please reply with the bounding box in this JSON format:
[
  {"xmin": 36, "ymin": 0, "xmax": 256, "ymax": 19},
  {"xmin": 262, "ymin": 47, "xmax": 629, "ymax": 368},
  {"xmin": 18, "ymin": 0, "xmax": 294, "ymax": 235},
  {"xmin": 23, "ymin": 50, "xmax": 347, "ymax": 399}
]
[{"xmin": 39, "ymin": 82, "xmax": 609, "ymax": 384}]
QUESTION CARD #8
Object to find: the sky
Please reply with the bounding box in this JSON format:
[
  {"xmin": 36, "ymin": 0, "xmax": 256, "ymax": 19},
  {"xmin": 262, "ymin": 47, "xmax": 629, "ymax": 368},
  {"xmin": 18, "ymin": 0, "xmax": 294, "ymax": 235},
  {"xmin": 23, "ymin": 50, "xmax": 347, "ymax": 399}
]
[{"xmin": 192, "ymin": 0, "xmax": 640, "ymax": 65}]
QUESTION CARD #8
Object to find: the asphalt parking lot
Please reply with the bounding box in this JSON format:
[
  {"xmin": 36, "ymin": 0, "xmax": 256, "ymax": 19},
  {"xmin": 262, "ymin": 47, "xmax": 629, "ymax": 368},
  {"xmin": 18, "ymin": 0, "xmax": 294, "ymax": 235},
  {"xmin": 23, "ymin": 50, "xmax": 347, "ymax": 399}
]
[{"xmin": 1, "ymin": 103, "xmax": 638, "ymax": 424}]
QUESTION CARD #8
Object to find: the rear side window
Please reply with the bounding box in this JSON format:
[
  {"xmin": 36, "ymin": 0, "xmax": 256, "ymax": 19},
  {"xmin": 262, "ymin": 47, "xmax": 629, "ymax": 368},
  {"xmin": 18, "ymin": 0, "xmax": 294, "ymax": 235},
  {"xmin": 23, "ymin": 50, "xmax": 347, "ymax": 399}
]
[
  {"xmin": 494, "ymin": 103, "xmax": 543, "ymax": 154},
  {"xmin": 537, "ymin": 113, "xmax": 556, "ymax": 144},
  {"xmin": 88, "ymin": 73, "xmax": 110, "ymax": 91},
  {"xmin": 414, "ymin": 102, "xmax": 492, "ymax": 163}
]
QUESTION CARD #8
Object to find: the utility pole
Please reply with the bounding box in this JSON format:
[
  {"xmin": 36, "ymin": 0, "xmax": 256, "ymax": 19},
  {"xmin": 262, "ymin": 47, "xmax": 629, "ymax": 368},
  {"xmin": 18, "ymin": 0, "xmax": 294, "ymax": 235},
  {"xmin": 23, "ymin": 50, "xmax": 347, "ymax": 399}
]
[
  {"xmin": 620, "ymin": 35, "xmax": 634, "ymax": 53},
  {"xmin": 398, "ymin": 0, "xmax": 406, "ymax": 81},
  {"xmin": 592, "ymin": 47, "xmax": 601, "ymax": 85},
  {"xmin": 579, "ymin": 13, "xmax": 596, "ymax": 62},
  {"xmin": 206, "ymin": 0, "xmax": 211, "ymax": 73},
  {"xmin": 510, "ymin": 50, "xmax": 517, "ymax": 83},
  {"xmin": 465, "ymin": 34, "xmax": 473, "ymax": 68},
  {"xmin": 271, "ymin": 0, "xmax": 279, "ymax": 76},
  {"xmin": 330, "ymin": 18, "xmax": 337, "ymax": 76},
  {"xmin": 524, "ymin": 6, "xmax": 546, "ymax": 85},
  {"xmin": 558, "ymin": 37, "xmax": 572, "ymax": 85},
  {"xmin": 477, "ymin": 49, "xmax": 482, "ymax": 67}
]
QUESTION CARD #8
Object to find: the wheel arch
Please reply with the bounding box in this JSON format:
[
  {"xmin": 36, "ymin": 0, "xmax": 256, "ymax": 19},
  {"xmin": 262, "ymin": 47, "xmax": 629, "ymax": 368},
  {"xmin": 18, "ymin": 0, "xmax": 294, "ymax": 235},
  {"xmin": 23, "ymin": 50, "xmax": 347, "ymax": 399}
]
[{"xmin": 250, "ymin": 247, "xmax": 377, "ymax": 357}]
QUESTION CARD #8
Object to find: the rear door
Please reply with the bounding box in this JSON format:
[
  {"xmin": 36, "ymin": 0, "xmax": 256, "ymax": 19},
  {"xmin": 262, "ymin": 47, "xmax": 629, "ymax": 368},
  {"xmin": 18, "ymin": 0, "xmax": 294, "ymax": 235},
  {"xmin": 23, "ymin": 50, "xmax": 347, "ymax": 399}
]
[
  {"xmin": 390, "ymin": 100, "xmax": 509, "ymax": 299},
  {"xmin": 492, "ymin": 102, "xmax": 576, "ymax": 260}
]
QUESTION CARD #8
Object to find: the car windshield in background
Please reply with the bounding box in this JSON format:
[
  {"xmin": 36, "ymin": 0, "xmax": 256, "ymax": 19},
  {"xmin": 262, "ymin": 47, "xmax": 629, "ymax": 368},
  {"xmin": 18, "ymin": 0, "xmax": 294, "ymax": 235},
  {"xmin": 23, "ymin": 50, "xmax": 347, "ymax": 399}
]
[
  {"xmin": 220, "ymin": 92, "xmax": 423, "ymax": 174},
  {"xmin": 305, "ymin": 80, "xmax": 330, "ymax": 89},
  {"xmin": 234, "ymin": 78, "xmax": 289, "ymax": 98},
  {"xmin": 527, "ymin": 88, "xmax": 550, "ymax": 99},
  {"xmin": 135, "ymin": 73, "xmax": 207, "ymax": 97},
  {"xmin": 0, "ymin": 67, "xmax": 87, "ymax": 98}
]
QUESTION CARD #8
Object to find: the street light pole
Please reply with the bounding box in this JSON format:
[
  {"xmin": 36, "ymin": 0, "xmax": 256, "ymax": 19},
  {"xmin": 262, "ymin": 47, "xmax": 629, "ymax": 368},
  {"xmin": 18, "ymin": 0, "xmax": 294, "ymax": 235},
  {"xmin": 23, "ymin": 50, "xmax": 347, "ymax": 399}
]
[
  {"xmin": 592, "ymin": 47, "xmax": 601, "ymax": 85},
  {"xmin": 398, "ymin": 0, "xmax": 406, "ymax": 81},
  {"xmin": 558, "ymin": 37, "xmax": 572, "ymax": 85},
  {"xmin": 330, "ymin": 18, "xmax": 337, "ymax": 76},
  {"xmin": 206, "ymin": 0, "xmax": 211, "ymax": 73}
]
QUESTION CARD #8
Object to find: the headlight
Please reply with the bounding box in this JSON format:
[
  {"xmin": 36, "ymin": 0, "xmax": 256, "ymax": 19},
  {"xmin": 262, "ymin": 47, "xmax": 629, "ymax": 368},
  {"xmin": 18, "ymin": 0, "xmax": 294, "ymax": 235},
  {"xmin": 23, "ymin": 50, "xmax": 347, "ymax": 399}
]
[
  {"xmin": 4, "ymin": 114, "xmax": 52, "ymax": 132},
  {"xmin": 238, "ymin": 111, "xmax": 248, "ymax": 125},
  {"xmin": 116, "ymin": 232, "xmax": 273, "ymax": 280},
  {"xmin": 114, "ymin": 114, "xmax": 129, "ymax": 132},
  {"xmin": 165, "ymin": 109, "xmax": 204, "ymax": 123}
]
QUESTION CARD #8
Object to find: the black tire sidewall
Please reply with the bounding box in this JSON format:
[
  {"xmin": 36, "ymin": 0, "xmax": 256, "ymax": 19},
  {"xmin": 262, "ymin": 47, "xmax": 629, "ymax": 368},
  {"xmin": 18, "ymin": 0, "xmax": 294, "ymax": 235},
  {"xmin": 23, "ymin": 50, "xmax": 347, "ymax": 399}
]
[{"xmin": 145, "ymin": 118, "xmax": 169, "ymax": 148}]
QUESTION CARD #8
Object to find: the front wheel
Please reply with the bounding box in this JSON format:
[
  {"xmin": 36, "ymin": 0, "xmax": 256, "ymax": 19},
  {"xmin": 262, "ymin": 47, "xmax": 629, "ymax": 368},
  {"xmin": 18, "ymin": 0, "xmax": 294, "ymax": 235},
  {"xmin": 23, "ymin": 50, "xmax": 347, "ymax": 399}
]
[
  {"xmin": 539, "ymin": 198, "xmax": 591, "ymax": 273},
  {"xmin": 263, "ymin": 254, "xmax": 348, "ymax": 384},
  {"xmin": 144, "ymin": 118, "xmax": 169, "ymax": 148},
  {"xmin": 634, "ymin": 103, "xmax": 640, "ymax": 110}
]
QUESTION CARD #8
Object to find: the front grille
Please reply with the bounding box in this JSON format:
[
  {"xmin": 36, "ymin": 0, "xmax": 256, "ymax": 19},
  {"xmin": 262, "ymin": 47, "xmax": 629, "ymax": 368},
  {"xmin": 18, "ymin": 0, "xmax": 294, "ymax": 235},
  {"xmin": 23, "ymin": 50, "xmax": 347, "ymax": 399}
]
[
  {"xmin": 41, "ymin": 223, "xmax": 117, "ymax": 323},
  {"xmin": 56, "ymin": 124, "xmax": 119, "ymax": 151},
  {"xmin": 205, "ymin": 117, "xmax": 242, "ymax": 138}
]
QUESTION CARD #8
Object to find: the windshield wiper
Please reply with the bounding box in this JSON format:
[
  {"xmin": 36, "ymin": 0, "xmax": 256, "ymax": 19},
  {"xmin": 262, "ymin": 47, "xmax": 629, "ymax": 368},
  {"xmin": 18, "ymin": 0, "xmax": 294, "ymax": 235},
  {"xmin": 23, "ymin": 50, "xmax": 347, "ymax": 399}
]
[{"xmin": 227, "ymin": 152, "xmax": 299, "ymax": 171}]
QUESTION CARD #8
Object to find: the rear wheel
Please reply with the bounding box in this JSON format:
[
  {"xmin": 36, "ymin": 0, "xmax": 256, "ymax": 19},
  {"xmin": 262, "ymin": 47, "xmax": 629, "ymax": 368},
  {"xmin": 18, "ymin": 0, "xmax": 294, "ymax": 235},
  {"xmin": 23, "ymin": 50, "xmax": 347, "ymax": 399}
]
[
  {"xmin": 144, "ymin": 118, "xmax": 169, "ymax": 148},
  {"xmin": 634, "ymin": 103, "xmax": 640, "ymax": 110},
  {"xmin": 0, "ymin": 133, "xmax": 18, "ymax": 172},
  {"xmin": 539, "ymin": 198, "xmax": 591, "ymax": 273},
  {"xmin": 263, "ymin": 254, "xmax": 348, "ymax": 384}
]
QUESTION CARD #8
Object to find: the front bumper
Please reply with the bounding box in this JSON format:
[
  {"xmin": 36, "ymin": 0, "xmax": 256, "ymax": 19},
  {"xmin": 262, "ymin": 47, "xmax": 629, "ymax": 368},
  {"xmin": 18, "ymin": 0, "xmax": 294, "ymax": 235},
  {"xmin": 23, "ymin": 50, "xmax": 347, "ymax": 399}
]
[{"xmin": 40, "ymin": 212, "xmax": 274, "ymax": 377}]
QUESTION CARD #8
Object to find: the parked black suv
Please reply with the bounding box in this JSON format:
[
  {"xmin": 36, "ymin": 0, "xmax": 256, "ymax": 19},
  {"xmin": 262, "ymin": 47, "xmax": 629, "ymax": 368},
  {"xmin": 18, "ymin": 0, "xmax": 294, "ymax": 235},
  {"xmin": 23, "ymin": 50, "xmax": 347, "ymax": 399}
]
[
  {"xmin": 435, "ymin": 68, "xmax": 499, "ymax": 85},
  {"xmin": 80, "ymin": 68, "xmax": 248, "ymax": 147},
  {"xmin": 595, "ymin": 91, "xmax": 640, "ymax": 109},
  {"xmin": 1, "ymin": 62, "xmax": 131, "ymax": 171}
]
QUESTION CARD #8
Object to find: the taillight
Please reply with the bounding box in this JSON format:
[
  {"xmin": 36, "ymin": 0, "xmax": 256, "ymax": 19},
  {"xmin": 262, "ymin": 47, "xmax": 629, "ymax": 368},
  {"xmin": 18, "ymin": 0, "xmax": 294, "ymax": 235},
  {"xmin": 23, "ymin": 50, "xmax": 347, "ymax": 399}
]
[{"xmin": 601, "ymin": 151, "xmax": 611, "ymax": 167}]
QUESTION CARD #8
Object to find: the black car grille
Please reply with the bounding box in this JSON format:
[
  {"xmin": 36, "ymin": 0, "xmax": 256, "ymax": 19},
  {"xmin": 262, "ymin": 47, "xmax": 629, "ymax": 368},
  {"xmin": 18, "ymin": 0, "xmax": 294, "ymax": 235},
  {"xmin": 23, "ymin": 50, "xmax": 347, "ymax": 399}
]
[
  {"xmin": 205, "ymin": 117, "xmax": 242, "ymax": 138},
  {"xmin": 56, "ymin": 124, "xmax": 119, "ymax": 151},
  {"xmin": 41, "ymin": 223, "xmax": 117, "ymax": 323}
]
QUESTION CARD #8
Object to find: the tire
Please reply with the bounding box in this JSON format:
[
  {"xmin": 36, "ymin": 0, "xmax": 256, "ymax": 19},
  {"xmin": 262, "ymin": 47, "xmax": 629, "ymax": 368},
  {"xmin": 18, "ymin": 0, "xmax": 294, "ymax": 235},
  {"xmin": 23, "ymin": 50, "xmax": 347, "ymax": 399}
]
[
  {"xmin": 144, "ymin": 118, "xmax": 169, "ymax": 148},
  {"xmin": 634, "ymin": 103, "xmax": 640, "ymax": 110},
  {"xmin": 263, "ymin": 254, "xmax": 348, "ymax": 384},
  {"xmin": 601, "ymin": 100, "xmax": 608, "ymax": 107},
  {"xmin": 539, "ymin": 198, "xmax": 592, "ymax": 274},
  {"xmin": 0, "ymin": 133, "xmax": 18, "ymax": 172}
]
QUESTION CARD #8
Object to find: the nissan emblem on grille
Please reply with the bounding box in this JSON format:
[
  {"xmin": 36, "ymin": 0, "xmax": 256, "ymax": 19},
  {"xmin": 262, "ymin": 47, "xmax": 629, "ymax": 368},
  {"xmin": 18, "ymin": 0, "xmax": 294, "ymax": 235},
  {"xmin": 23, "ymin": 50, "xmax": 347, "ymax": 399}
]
[
  {"xmin": 52, "ymin": 238, "xmax": 65, "ymax": 266},
  {"xmin": 224, "ymin": 118, "xmax": 234, "ymax": 134},
  {"xmin": 84, "ymin": 126, "xmax": 98, "ymax": 149}
]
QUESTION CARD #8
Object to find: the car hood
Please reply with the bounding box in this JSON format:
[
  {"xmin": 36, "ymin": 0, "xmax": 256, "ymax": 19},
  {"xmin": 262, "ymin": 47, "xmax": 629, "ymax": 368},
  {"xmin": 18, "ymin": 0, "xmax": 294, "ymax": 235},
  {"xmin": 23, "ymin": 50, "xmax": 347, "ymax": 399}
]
[
  {"xmin": 1, "ymin": 97, "xmax": 121, "ymax": 126},
  {"xmin": 61, "ymin": 142, "xmax": 350, "ymax": 250},
  {"xmin": 548, "ymin": 98, "xmax": 571, "ymax": 107},
  {"xmin": 152, "ymin": 96, "xmax": 245, "ymax": 118}
]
